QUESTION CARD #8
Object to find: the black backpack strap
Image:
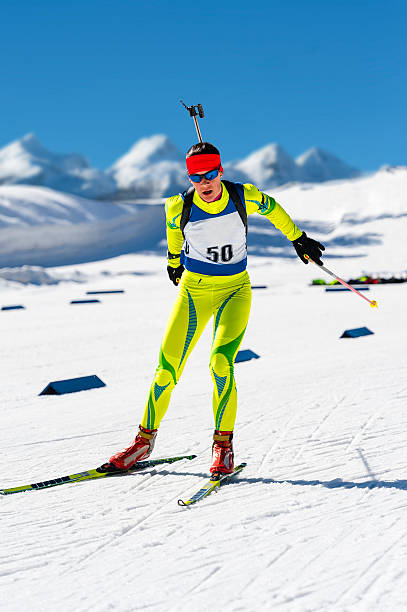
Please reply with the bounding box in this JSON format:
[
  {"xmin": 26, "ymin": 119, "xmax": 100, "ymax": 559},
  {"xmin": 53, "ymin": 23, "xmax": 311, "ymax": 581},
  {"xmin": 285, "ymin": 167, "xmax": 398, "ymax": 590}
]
[
  {"xmin": 222, "ymin": 180, "xmax": 248, "ymax": 236},
  {"xmin": 180, "ymin": 186, "xmax": 194, "ymax": 237}
]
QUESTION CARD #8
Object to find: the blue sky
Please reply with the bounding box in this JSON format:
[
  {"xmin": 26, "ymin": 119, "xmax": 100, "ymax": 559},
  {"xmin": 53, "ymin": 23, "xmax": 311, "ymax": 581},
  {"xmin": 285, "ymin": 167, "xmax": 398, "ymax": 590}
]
[{"xmin": 1, "ymin": 0, "xmax": 406, "ymax": 171}]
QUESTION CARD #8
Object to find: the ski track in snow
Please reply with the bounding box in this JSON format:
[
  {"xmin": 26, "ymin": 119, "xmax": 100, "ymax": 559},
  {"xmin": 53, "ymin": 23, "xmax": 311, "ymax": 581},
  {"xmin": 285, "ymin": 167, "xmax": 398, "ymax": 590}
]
[{"xmin": 1, "ymin": 254, "xmax": 407, "ymax": 611}]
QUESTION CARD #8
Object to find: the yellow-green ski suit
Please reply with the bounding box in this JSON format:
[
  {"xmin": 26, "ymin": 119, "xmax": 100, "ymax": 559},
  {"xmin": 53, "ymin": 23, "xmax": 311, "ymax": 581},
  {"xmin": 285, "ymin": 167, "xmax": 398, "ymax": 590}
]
[{"xmin": 140, "ymin": 182, "xmax": 302, "ymax": 432}]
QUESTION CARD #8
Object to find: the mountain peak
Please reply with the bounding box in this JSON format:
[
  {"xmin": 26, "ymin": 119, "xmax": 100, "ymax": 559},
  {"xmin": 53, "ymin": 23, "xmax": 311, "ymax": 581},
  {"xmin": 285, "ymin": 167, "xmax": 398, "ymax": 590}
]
[
  {"xmin": 111, "ymin": 134, "xmax": 184, "ymax": 171},
  {"xmin": 0, "ymin": 133, "xmax": 48, "ymax": 161},
  {"xmin": 296, "ymin": 147, "xmax": 360, "ymax": 181},
  {"xmin": 297, "ymin": 146, "xmax": 340, "ymax": 164},
  {"xmin": 20, "ymin": 132, "xmax": 42, "ymax": 147},
  {"xmin": 234, "ymin": 142, "xmax": 300, "ymax": 187},
  {"xmin": 0, "ymin": 134, "xmax": 115, "ymax": 197}
]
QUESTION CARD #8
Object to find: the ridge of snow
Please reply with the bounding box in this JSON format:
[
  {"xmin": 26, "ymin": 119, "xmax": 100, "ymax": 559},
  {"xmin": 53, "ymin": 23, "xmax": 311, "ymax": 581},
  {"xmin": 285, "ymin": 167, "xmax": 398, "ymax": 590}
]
[
  {"xmin": 0, "ymin": 184, "xmax": 131, "ymax": 228},
  {"xmin": 0, "ymin": 184, "xmax": 164, "ymax": 267}
]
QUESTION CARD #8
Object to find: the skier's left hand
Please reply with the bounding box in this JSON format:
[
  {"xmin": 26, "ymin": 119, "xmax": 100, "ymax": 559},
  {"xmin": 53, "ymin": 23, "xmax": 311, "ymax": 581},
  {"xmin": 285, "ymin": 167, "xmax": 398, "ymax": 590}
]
[{"xmin": 292, "ymin": 232, "xmax": 325, "ymax": 266}]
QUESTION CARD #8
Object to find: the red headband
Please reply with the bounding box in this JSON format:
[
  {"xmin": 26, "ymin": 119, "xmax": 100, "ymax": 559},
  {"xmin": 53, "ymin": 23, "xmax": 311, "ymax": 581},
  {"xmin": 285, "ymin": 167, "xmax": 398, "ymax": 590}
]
[{"xmin": 186, "ymin": 153, "xmax": 222, "ymax": 175}]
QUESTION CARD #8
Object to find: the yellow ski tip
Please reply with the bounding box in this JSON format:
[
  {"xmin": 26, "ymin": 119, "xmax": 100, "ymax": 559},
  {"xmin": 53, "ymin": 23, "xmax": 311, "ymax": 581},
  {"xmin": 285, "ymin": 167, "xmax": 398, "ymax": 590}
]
[{"xmin": 370, "ymin": 300, "xmax": 378, "ymax": 308}]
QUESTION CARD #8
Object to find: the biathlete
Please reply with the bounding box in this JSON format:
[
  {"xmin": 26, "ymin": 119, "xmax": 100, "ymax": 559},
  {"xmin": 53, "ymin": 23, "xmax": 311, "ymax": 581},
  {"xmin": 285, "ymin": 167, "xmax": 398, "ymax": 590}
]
[{"xmin": 106, "ymin": 142, "xmax": 325, "ymax": 475}]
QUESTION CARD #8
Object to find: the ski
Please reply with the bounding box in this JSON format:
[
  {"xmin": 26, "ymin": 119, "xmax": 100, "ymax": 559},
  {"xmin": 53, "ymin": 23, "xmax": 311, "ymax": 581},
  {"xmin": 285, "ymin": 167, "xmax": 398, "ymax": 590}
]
[
  {"xmin": 0, "ymin": 454, "xmax": 197, "ymax": 495},
  {"xmin": 178, "ymin": 462, "xmax": 247, "ymax": 507}
]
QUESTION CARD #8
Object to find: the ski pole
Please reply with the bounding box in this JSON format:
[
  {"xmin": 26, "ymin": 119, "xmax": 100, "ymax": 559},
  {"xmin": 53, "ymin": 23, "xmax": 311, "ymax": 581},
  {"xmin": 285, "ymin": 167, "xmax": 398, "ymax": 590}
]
[
  {"xmin": 180, "ymin": 100, "xmax": 205, "ymax": 143},
  {"xmin": 304, "ymin": 255, "xmax": 378, "ymax": 308}
]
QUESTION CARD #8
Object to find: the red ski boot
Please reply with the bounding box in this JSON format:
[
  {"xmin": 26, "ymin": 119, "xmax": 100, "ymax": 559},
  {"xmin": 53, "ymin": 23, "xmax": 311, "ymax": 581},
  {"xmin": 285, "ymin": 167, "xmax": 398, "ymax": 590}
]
[
  {"xmin": 210, "ymin": 430, "xmax": 234, "ymax": 475},
  {"xmin": 108, "ymin": 426, "xmax": 157, "ymax": 470}
]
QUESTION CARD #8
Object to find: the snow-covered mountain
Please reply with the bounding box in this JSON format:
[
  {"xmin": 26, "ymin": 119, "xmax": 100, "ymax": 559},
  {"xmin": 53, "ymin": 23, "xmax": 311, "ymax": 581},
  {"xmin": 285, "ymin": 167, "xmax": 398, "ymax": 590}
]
[
  {"xmin": 296, "ymin": 147, "xmax": 359, "ymax": 182},
  {"xmin": 227, "ymin": 143, "xmax": 361, "ymax": 189},
  {"xmin": 0, "ymin": 133, "xmax": 116, "ymax": 199},
  {"xmin": 107, "ymin": 134, "xmax": 189, "ymax": 198},
  {"xmin": 227, "ymin": 143, "xmax": 303, "ymax": 188},
  {"xmin": 0, "ymin": 133, "xmax": 361, "ymax": 199}
]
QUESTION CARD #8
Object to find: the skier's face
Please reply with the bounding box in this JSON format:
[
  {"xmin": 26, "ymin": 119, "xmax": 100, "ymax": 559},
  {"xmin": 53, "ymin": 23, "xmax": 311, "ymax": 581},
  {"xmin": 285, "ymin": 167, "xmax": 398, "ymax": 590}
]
[{"xmin": 189, "ymin": 168, "xmax": 223, "ymax": 202}]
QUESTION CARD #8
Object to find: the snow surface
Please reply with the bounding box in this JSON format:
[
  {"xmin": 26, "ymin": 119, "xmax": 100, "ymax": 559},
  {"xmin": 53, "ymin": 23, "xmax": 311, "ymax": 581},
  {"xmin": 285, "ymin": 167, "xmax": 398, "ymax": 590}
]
[{"xmin": 1, "ymin": 170, "xmax": 407, "ymax": 611}]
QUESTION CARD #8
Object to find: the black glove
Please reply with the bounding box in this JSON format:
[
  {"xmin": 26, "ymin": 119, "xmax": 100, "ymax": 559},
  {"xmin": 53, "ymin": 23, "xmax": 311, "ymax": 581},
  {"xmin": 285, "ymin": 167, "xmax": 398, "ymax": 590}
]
[
  {"xmin": 292, "ymin": 232, "xmax": 325, "ymax": 266},
  {"xmin": 167, "ymin": 265, "xmax": 184, "ymax": 286}
]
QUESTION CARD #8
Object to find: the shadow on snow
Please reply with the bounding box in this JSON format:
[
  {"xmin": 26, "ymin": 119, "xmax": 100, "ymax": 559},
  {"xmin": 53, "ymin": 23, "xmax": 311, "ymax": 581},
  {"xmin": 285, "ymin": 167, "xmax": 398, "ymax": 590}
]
[{"xmin": 237, "ymin": 476, "xmax": 407, "ymax": 492}]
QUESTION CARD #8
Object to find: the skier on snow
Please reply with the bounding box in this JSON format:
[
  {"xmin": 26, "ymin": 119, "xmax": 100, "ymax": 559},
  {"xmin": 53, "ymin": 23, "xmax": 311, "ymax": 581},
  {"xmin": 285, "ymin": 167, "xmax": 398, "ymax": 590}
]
[{"xmin": 106, "ymin": 142, "xmax": 325, "ymax": 475}]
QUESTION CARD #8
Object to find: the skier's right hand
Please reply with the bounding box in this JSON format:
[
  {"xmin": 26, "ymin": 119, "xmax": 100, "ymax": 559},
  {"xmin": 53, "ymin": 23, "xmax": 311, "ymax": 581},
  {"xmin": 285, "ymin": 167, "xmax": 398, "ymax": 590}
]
[{"xmin": 167, "ymin": 265, "xmax": 184, "ymax": 286}]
